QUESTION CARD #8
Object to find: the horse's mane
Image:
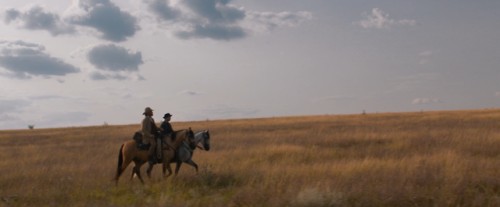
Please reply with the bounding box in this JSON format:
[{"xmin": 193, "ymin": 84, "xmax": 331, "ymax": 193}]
[{"xmin": 171, "ymin": 128, "xmax": 193, "ymax": 149}]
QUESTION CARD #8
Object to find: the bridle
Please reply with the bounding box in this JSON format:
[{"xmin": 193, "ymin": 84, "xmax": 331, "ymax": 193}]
[{"xmin": 197, "ymin": 131, "xmax": 210, "ymax": 150}]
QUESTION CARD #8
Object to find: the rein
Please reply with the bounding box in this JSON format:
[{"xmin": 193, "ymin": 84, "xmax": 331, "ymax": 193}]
[
  {"xmin": 194, "ymin": 131, "xmax": 209, "ymax": 150},
  {"xmin": 160, "ymin": 129, "xmax": 189, "ymax": 151},
  {"xmin": 182, "ymin": 140, "xmax": 194, "ymax": 152},
  {"xmin": 163, "ymin": 142, "xmax": 175, "ymax": 151},
  {"xmin": 196, "ymin": 145, "xmax": 203, "ymax": 150}
]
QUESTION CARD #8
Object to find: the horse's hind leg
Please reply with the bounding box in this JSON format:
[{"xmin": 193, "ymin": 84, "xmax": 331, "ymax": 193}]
[
  {"xmin": 117, "ymin": 159, "xmax": 133, "ymax": 184},
  {"xmin": 132, "ymin": 165, "xmax": 145, "ymax": 184},
  {"xmin": 129, "ymin": 167, "xmax": 136, "ymax": 181},
  {"xmin": 129, "ymin": 161, "xmax": 138, "ymax": 180}
]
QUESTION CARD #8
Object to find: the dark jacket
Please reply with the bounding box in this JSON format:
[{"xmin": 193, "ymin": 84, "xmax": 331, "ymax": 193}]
[{"xmin": 160, "ymin": 121, "xmax": 173, "ymax": 136}]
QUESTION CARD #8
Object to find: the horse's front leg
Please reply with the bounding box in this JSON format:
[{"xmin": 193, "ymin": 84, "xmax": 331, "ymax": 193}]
[
  {"xmin": 163, "ymin": 162, "xmax": 172, "ymax": 178},
  {"xmin": 174, "ymin": 161, "xmax": 183, "ymax": 176},
  {"xmin": 185, "ymin": 159, "xmax": 199, "ymax": 174},
  {"xmin": 146, "ymin": 163, "xmax": 154, "ymax": 179}
]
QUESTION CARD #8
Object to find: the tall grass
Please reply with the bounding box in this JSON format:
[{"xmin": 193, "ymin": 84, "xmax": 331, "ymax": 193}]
[{"xmin": 0, "ymin": 109, "xmax": 499, "ymax": 206}]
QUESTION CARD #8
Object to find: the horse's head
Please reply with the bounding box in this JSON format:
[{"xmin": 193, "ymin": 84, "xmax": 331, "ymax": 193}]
[
  {"xmin": 196, "ymin": 130, "xmax": 210, "ymax": 151},
  {"xmin": 202, "ymin": 130, "xmax": 210, "ymax": 151}
]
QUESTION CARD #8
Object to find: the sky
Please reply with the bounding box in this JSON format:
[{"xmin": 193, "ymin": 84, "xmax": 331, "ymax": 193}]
[{"xmin": 0, "ymin": 0, "xmax": 499, "ymax": 130}]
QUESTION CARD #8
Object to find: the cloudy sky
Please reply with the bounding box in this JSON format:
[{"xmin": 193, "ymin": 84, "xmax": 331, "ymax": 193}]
[{"xmin": 1, "ymin": 0, "xmax": 499, "ymax": 129}]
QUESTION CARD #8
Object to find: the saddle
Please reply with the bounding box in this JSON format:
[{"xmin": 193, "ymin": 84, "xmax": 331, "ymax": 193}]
[{"xmin": 132, "ymin": 131, "xmax": 150, "ymax": 150}]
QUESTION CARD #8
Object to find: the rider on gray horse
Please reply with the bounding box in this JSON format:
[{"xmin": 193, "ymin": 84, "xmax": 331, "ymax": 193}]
[{"xmin": 160, "ymin": 113, "xmax": 176, "ymax": 147}]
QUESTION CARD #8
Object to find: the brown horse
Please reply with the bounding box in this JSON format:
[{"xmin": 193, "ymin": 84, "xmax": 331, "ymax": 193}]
[{"xmin": 114, "ymin": 128, "xmax": 195, "ymax": 184}]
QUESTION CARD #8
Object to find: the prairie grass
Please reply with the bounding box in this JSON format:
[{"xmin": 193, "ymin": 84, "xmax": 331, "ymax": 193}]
[{"xmin": 0, "ymin": 109, "xmax": 499, "ymax": 206}]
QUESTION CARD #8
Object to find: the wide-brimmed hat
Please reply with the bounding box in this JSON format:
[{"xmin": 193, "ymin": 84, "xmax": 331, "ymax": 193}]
[
  {"xmin": 143, "ymin": 107, "xmax": 153, "ymax": 115},
  {"xmin": 163, "ymin": 113, "xmax": 172, "ymax": 118}
]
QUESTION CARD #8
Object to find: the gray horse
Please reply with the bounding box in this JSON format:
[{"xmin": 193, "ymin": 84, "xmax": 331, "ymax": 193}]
[{"xmin": 147, "ymin": 130, "xmax": 210, "ymax": 178}]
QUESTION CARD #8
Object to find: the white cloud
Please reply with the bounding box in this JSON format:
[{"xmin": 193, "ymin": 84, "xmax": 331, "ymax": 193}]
[
  {"xmin": 145, "ymin": 0, "xmax": 181, "ymax": 21},
  {"xmin": 495, "ymin": 92, "xmax": 500, "ymax": 97},
  {"xmin": 3, "ymin": 5, "xmax": 75, "ymax": 36},
  {"xmin": 84, "ymin": 44, "xmax": 144, "ymax": 81},
  {"xmin": 87, "ymin": 44, "xmax": 143, "ymax": 72},
  {"xmin": 412, "ymin": 98, "xmax": 441, "ymax": 105},
  {"xmin": 182, "ymin": 0, "xmax": 246, "ymax": 23},
  {"xmin": 357, "ymin": 8, "xmax": 416, "ymax": 29},
  {"xmin": 66, "ymin": 0, "xmax": 140, "ymax": 42},
  {"xmin": 245, "ymin": 11, "xmax": 313, "ymax": 33},
  {"xmin": 145, "ymin": 0, "xmax": 312, "ymax": 40},
  {"xmin": 0, "ymin": 40, "xmax": 80, "ymax": 78},
  {"xmin": 90, "ymin": 71, "xmax": 127, "ymax": 81},
  {"xmin": 175, "ymin": 24, "xmax": 246, "ymax": 40},
  {"xmin": 3, "ymin": 1, "xmax": 313, "ymax": 42},
  {"xmin": 89, "ymin": 71, "xmax": 145, "ymax": 81},
  {"xmin": 173, "ymin": 0, "xmax": 248, "ymax": 40}
]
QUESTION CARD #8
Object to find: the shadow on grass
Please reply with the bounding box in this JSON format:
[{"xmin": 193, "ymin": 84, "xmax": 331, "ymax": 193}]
[
  {"xmin": 87, "ymin": 170, "xmax": 243, "ymax": 206},
  {"xmin": 173, "ymin": 169, "xmax": 243, "ymax": 189}
]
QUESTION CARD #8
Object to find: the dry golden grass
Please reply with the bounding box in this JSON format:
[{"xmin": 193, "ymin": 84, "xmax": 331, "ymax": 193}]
[{"xmin": 0, "ymin": 109, "xmax": 499, "ymax": 206}]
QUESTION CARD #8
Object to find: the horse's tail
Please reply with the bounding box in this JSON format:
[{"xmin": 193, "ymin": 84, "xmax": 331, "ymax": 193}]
[{"xmin": 115, "ymin": 144, "xmax": 124, "ymax": 181}]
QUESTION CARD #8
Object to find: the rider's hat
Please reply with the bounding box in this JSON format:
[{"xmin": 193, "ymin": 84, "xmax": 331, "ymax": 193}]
[
  {"xmin": 163, "ymin": 113, "xmax": 172, "ymax": 118},
  {"xmin": 143, "ymin": 107, "xmax": 153, "ymax": 115}
]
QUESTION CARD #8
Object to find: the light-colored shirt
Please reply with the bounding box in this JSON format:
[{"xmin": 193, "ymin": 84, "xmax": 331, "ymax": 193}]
[{"xmin": 141, "ymin": 116, "xmax": 156, "ymax": 139}]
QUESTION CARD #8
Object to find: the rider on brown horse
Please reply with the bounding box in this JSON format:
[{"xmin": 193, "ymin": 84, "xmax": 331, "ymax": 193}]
[{"xmin": 141, "ymin": 107, "xmax": 160, "ymax": 164}]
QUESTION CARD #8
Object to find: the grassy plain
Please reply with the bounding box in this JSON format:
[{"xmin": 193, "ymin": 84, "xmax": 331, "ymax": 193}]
[{"xmin": 0, "ymin": 109, "xmax": 499, "ymax": 206}]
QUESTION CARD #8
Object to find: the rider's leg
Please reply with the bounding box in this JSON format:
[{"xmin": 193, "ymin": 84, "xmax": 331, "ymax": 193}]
[
  {"xmin": 148, "ymin": 137, "xmax": 157, "ymax": 164},
  {"xmin": 156, "ymin": 137, "xmax": 162, "ymax": 159}
]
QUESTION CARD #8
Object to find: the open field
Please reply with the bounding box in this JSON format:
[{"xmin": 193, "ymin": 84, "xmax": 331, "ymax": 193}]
[{"xmin": 0, "ymin": 109, "xmax": 499, "ymax": 206}]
